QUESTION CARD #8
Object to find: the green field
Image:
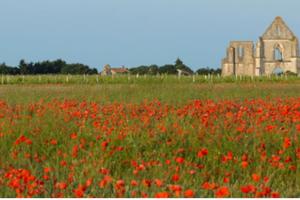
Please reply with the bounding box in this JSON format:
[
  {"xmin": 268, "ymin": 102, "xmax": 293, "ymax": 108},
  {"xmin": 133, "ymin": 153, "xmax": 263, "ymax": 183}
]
[
  {"xmin": 1, "ymin": 80, "xmax": 300, "ymax": 104},
  {"xmin": 0, "ymin": 77, "xmax": 299, "ymax": 197}
]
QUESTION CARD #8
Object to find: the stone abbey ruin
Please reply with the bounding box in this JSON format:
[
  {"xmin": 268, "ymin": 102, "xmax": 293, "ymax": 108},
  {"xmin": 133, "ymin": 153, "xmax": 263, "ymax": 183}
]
[{"xmin": 222, "ymin": 17, "xmax": 300, "ymax": 76}]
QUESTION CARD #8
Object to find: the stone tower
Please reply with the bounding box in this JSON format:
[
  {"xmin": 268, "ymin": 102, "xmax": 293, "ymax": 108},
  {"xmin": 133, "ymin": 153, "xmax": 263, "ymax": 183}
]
[{"xmin": 222, "ymin": 17, "xmax": 300, "ymax": 76}]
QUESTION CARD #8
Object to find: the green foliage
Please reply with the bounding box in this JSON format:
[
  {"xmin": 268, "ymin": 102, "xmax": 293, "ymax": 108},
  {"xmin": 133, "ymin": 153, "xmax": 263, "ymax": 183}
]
[
  {"xmin": 129, "ymin": 58, "xmax": 193, "ymax": 75},
  {"xmin": 129, "ymin": 65, "xmax": 150, "ymax": 75},
  {"xmin": 174, "ymin": 58, "xmax": 194, "ymax": 74},
  {"xmin": 158, "ymin": 64, "xmax": 177, "ymax": 74},
  {"xmin": 285, "ymin": 71, "xmax": 298, "ymax": 76},
  {"xmin": 0, "ymin": 63, "xmax": 20, "ymax": 75},
  {"xmin": 148, "ymin": 65, "xmax": 159, "ymax": 75},
  {"xmin": 3, "ymin": 59, "xmax": 99, "ymax": 75},
  {"xmin": 196, "ymin": 67, "xmax": 221, "ymax": 75}
]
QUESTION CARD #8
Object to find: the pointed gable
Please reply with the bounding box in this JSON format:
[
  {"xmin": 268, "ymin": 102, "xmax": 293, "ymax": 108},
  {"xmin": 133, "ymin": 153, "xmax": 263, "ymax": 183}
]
[{"xmin": 262, "ymin": 16, "xmax": 296, "ymax": 40}]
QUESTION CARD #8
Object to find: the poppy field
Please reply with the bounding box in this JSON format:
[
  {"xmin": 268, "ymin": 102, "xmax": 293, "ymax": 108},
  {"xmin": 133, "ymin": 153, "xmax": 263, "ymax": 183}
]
[{"xmin": 0, "ymin": 83, "xmax": 299, "ymax": 197}]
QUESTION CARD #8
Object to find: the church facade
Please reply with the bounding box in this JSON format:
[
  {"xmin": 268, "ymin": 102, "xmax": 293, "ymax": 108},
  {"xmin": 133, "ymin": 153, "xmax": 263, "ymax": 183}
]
[{"xmin": 222, "ymin": 17, "xmax": 300, "ymax": 76}]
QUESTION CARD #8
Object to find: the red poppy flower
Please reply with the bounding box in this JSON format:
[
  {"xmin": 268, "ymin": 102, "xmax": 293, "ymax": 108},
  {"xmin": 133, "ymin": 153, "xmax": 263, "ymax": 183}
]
[
  {"xmin": 131, "ymin": 180, "xmax": 138, "ymax": 187},
  {"xmin": 252, "ymin": 174, "xmax": 260, "ymax": 182},
  {"xmin": 283, "ymin": 137, "xmax": 291, "ymax": 149},
  {"xmin": 175, "ymin": 157, "xmax": 185, "ymax": 164},
  {"xmin": 55, "ymin": 182, "xmax": 67, "ymax": 190},
  {"xmin": 73, "ymin": 185, "xmax": 85, "ymax": 198},
  {"xmin": 155, "ymin": 192, "xmax": 169, "ymax": 198},
  {"xmin": 197, "ymin": 148, "xmax": 208, "ymax": 158},
  {"xmin": 271, "ymin": 192, "xmax": 280, "ymax": 198},
  {"xmin": 154, "ymin": 179, "xmax": 163, "ymax": 187},
  {"xmin": 241, "ymin": 161, "xmax": 248, "ymax": 168},
  {"xmin": 215, "ymin": 186, "xmax": 230, "ymax": 198},
  {"xmin": 172, "ymin": 174, "xmax": 180, "ymax": 182},
  {"xmin": 184, "ymin": 189, "xmax": 195, "ymax": 198},
  {"xmin": 240, "ymin": 185, "xmax": 256, "ymax": 194}
]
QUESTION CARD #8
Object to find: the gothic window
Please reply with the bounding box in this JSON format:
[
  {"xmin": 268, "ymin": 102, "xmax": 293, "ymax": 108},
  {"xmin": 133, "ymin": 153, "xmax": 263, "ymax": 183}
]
[
  {"xmin": 236, "ymin": 46, "xmax": 244, "ymax": 58},
  {"xmin": 274, "ymin": 47, "xmax": 283, "ymax": 61}
]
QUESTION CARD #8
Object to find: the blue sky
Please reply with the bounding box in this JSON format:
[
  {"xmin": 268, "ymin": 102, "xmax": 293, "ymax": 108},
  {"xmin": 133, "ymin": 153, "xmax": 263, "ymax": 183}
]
[{"xmin": 0, "ymin": 0, "xmax": 300, "ymax": 71}]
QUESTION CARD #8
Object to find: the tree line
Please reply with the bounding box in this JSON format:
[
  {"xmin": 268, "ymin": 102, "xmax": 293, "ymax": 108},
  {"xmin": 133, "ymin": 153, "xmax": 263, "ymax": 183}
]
[
  {"xmin": 0, "ymin": 59, "xmax": 98, "ymax": 75},
  {"xmin": 129, "ymin": 58, "xmax": 221, "ymax": 75},
  {"xmin": 0, "ymin": 58, "xmax": 221, "ymax": 75}
]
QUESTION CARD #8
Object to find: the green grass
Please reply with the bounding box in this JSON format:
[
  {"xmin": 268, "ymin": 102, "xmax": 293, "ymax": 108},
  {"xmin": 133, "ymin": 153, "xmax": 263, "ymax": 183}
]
[
  {"xmin": 0, "ymin": 74, "xmax": 300, "ymax": 85},
  {"xmin": 0, "ymin": 76, "xmax": 299, "ymax": 197},
  {"xmin": 1, "ymin": 82, "xmax": 300, "ymax": 104}
]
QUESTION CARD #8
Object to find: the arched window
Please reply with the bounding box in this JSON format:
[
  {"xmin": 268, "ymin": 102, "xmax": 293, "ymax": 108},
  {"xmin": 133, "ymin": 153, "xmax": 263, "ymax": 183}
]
[
  {"xmin": 239, "ymin": 46, "xmax": 244, "ymax": 58},
  {"xmin": 274, "ymin": 47, "xmax": 283, "ymax": 61},
  {"xmin": 236, "ymin": 46, "xmax": 244, "ymax": 58}
]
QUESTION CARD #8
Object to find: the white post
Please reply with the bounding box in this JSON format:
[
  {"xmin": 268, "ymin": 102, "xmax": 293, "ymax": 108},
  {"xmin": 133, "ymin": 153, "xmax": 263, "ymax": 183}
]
[{"xmin": 192, "ymin": 75, "xmax": 195, "ymax": 83}]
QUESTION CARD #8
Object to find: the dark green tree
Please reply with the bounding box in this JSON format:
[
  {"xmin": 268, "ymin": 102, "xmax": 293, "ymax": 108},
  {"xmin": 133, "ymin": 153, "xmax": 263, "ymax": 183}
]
[
  {"xmin": 196, "ymin": 67, "xmax": 221, "ymax": 75},
  {"xmin": 0, "ymin": 63, "xmax": 20, "ymax": 74},
  {"xmin": 158, "ymin": 64, "xmax": 177, "ymax": 74},
  {"xmin": 174, "ymin": 58, "xmax": 194, "ymax": 74},
  {"xmin": 19, "ymin": 59, "xmax": 29, "ymax": 74},
  {"xmin": 129, "ymin": 65, "xmax": 149, "ymax": 75},
  {"xmin": 148, "ymin": 65, "xmax": 159, "ymax": 75}
]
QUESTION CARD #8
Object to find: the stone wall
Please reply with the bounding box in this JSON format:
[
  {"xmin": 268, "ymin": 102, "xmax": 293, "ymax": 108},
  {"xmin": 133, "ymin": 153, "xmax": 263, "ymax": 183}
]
[
  {"xmin": 222, "ymin": 41, "xmax": 255, "ymax": 76},
  {"xmin": 221, "ymin": 17, "xmax": 300, "ymax": 76}
]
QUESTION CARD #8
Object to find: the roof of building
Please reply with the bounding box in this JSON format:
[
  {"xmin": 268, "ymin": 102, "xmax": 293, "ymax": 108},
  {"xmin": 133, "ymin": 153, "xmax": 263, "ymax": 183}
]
[
  {"xmin": 111, "ymin": 67, "xmax": 129, "ymax": 73},
  {"xmin": 262, "ymin": 16, "xmax": 296, "ymax": 40}
]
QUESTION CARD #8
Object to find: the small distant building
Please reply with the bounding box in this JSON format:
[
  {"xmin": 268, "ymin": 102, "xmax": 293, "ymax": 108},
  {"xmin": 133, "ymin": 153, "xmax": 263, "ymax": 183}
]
[{"xmin": 101, "ymin": 64, "xmax": 129, "ymax": 76}]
